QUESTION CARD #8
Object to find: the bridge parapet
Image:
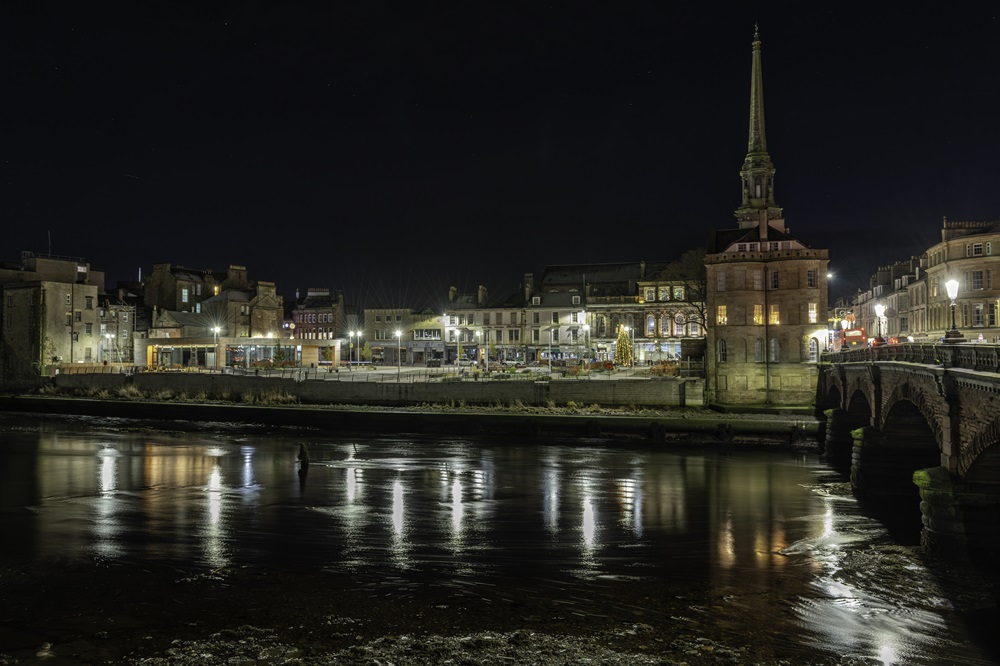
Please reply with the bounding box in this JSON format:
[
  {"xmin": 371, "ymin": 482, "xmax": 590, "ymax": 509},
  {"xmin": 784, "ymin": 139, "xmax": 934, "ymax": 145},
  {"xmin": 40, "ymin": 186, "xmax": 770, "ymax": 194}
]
[{"xmin": 822, "ymin": 342, "xmax": 1000, "ymax": 372}]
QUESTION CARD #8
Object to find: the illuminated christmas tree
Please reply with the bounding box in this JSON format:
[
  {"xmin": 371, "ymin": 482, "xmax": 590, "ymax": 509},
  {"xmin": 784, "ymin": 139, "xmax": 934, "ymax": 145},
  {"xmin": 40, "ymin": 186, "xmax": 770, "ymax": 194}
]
[{"xmin": 613, "ymin": 324, "xmax": 633, "ymax": 367}]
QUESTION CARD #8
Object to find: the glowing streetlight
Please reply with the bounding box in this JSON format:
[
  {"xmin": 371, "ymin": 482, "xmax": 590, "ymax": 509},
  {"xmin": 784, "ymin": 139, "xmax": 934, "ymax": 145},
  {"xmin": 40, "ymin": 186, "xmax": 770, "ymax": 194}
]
[
  {"xmin": 548, "ymin": 327, "xmax": 553, "ymax": 373},
  {"xmin": 944, "ymin": 279, "xmax": 964, "ymax": 343},
  {"xmin": 873, "ymin": 303, "xmax": 885, "ymax": 345},
  {"xmin": 624, "ymin": 325, "xmax": 635, "ymax": 367},
  {"xmin": 395, "ymin": 329, "xmax": 402, "ymax": 380},
  {"xmin": 213, "ymin": 326, "xmax": 221, "ymax": 369}
]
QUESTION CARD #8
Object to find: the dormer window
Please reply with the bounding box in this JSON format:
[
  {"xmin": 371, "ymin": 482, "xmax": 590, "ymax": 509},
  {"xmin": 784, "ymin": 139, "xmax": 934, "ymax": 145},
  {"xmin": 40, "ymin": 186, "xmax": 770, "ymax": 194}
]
[{"xmin": 532, "ymin": 296, "xmax": 540, "ymax": 305}]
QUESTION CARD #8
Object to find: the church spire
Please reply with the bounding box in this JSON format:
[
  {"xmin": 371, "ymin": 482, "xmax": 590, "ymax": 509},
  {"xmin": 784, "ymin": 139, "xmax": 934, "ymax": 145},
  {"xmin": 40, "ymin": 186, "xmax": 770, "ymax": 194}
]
[{"xmin": 735, "ymin": 25, "xmax": 783, "ymax": 230}]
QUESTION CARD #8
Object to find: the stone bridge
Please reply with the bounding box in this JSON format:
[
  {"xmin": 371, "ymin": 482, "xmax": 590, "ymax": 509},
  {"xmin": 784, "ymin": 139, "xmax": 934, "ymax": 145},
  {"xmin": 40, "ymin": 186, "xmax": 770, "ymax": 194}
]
[{"xmin": 817, "ymin": 343, "xmax": 1000, "ymax": 562}]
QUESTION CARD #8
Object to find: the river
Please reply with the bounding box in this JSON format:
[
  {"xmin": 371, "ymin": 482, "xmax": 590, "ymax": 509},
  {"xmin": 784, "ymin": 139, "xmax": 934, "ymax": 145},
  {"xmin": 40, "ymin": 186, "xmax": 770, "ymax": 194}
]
[{"xmin": 0, "ymin": 411, "xmax": 996, "ymax": 665}]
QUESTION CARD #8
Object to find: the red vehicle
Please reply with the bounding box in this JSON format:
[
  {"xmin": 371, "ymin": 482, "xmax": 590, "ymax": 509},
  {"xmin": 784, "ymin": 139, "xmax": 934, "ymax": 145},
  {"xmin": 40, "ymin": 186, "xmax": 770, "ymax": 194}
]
[{"xmin": 841, "ymin": 327, "xmax": 868, "ymax": 349}]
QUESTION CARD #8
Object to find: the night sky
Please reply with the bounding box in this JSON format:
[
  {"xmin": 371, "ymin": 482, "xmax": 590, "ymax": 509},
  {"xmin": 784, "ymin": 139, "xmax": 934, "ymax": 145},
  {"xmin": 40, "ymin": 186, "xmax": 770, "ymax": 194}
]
[{"xmin": 4, "ymin": 3, "xmax": 999, "ymax": 307}]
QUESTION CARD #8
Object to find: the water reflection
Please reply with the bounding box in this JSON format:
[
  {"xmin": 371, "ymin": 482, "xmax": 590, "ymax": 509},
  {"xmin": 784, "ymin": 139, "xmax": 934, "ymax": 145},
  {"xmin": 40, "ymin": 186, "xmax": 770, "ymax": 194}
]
[
  {"xmin": 94, "ymin": 446, "xmax": 121, "ymax": 558},
  {"xmin": 0, "ymin": 419, "xmax": 991, "ymax": 665}
]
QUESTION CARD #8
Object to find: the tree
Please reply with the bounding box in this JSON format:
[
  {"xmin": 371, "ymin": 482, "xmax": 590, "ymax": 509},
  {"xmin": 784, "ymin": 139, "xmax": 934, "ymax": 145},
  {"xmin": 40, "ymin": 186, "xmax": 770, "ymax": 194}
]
[
  {"xmin": 361, "ymin": 341, "xmax": 371, "ymax": 362},
  {"xmin": 658, "ymin": 248, "xmax": 708, "ymax": 331},
  {"xmin": 614, "ymin": 324, "xmax": 634, "ymax": 367}
]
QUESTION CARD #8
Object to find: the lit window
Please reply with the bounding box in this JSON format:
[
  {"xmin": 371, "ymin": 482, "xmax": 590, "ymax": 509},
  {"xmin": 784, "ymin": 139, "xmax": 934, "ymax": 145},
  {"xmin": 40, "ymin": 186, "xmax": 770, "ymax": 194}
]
[
  {"xmin": 181, "ymin": 288, "xmax": 189, "ymax": 303},
  {"xmin": 808, "ymin": 303, "xmax": 818, "ymax": 324},
  {"xmin": 753, "ymin": 304, "xmax": 763, "ymax": 325},
  {"xmin": 769, "ymin": 304, "xmax": 780, "ymax": 325},
  {"xmin": 716, "ymin": 305, "xmax": 728, "ymax": 325}
]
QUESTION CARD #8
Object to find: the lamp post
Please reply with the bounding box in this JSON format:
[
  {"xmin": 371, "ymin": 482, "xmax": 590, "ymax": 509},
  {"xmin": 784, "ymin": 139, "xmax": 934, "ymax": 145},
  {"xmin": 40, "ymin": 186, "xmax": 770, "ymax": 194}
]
[
  {"xmin": 624, "ymin": 325, "xmax": 635, "ymax": 367},
  {"xmin": 944, "ymin": 279, "xmax": 964, "ymax": 342},
  {"xmin": 475, "ymin": 330, "xmax": 482, "ymax": 367},
  {"xmin": 213, "ymin": 326, "xmax": 221, "ymax": 369},
  {"xmin": 840, "ymin": 319, "xmax": 850, "ymax": 351},
  {"xmin": 104, "ymin": 333, "xmax": 113, "ymax": 364},
  {"xmin": 548, "ymin": 327, "xmax": 553, "ymax": 373},
  {"xmin": 582, "ymin": 323, "xmax": 590, "ymax": 367},
  {"xmin": 395, "ymin": 330, "xmax": 402, "ymax": 380},
  {"xmin": 873, "ymin": 303, "xmax": 886, "ymax": 346}
]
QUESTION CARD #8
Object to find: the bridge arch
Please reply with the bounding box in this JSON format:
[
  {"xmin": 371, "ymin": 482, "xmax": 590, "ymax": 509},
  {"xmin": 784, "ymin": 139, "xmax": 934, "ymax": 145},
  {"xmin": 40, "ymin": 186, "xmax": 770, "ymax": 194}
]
[{"xmin": 880, "ymin": 381, "xmax": 944, "ymax": 457}]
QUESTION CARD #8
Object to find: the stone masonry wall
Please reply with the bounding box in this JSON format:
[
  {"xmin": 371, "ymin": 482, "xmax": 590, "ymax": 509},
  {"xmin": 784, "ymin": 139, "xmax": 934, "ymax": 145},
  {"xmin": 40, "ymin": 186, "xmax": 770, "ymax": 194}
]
[{"xmin": 53, "ymin": 373, "xmax": 704, "ymax": 409}]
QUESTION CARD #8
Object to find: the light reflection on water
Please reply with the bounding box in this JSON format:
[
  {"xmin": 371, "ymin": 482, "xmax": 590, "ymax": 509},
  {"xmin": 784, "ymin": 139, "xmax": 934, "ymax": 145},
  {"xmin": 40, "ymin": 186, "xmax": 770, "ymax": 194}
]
[{"xmin": 0, "ymin": 420, "xmax": 994, "ymax": 665}]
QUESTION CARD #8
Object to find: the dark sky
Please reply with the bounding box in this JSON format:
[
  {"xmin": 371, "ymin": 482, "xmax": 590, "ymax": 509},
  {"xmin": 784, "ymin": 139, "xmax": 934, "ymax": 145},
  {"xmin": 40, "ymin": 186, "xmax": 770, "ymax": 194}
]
[{"xmin": 4, "ymin": 3, "xmax": 999, "ymax": 307}]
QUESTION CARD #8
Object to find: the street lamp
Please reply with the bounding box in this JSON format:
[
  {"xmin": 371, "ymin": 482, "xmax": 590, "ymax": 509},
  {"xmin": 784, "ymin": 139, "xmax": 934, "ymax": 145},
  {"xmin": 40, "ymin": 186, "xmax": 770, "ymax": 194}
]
[
  {"xmin": 395, "ymin": 330, "xmax": 402, "ymax": 380},
  {"xmin": 475, "ymin": 330, "xmax": 482, "ymax": 367},
  {"xmin": 582, "ymin": 323, "xmax": 590, "ymax": 366},
  {"xmin": 944, "ymin": 279, "xmax": 964, "ymax": 342},
  {"xmin": 873, "ymin": 303, "xmax": 885, "ymax": 346},
  {"xmin": 548, "ymin": 327, "xmax": 553, "ymax": 373},
  {"xmin": 213, "ymin": 326, "xmax": 221, "ymax": 369}
]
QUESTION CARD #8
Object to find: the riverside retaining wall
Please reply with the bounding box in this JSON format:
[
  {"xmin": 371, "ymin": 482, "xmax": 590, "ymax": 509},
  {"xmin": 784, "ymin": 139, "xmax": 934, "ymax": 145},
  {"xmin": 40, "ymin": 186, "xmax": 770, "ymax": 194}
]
[{"xmin": 51, "ymin": 373, "xmax": 704, "ymax": 408}]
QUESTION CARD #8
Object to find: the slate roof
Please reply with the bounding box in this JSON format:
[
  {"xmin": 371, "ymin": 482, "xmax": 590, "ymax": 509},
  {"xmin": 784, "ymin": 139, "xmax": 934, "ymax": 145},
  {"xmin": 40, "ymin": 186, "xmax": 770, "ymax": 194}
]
[{"xmin": 706, "ymin": 224, "xmax": 806, "ymax": 254}]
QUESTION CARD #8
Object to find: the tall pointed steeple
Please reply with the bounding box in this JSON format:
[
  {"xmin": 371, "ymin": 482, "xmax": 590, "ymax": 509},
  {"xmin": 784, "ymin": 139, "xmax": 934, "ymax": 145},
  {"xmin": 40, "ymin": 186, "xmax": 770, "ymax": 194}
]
[{"xmin": 735, "ymin": 25, "xmax": 783, "ymax": 231}]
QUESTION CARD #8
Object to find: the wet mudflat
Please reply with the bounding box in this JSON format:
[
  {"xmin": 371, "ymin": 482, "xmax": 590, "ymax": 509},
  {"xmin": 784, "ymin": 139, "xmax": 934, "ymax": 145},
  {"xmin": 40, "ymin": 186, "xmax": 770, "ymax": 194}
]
[{"xmin": 0, "ymin": 412, "xmax": 997, "ymax": 665}]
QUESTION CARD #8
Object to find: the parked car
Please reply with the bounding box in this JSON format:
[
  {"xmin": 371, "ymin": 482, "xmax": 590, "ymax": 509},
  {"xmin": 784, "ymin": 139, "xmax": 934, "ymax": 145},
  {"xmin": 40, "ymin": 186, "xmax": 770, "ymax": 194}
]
[{"xmin": 456, "ymin": 358, "xmax": 476, "ymax": 366}]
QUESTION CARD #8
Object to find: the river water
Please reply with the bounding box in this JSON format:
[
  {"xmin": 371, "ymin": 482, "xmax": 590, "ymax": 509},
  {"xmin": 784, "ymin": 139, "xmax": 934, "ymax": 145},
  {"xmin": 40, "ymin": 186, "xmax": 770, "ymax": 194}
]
[{"xmin": 0, "ymin": 411, "xmax": 997, "ymax": 665}]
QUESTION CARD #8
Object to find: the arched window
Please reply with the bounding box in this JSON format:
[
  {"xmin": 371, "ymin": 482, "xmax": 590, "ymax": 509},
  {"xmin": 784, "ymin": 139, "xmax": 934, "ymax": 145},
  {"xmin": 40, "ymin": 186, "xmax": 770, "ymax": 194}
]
[
  {"xmin": 718, "ymin": 338, "xmax": 728, "ymax": 363},
  {"xmin": 754, "ymin": 338, "xmax": 765, "ymax": 362},
  {"xmin": 808, "ymin": 338, "xmax": 819, "ymax": 362},
  {"xmin": 597, "ymin": 316, "xmax": 607, "ymax": 337},
  {"xmin": 660, "ymin": 314, "xmax": 671, "ymax": 336},
  {"xmin": 646, "ymin": 315, "xmax": 656, "ymax": 335},
  {"xmin": 769, "ymin": 338, "xmax": 780, "ymax": 363}
]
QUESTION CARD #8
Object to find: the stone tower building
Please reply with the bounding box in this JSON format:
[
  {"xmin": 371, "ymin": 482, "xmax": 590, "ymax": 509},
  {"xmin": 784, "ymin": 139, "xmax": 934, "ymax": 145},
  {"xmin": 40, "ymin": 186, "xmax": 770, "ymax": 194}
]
[{"xmin": 705, "ymin": 28, "xmax": 830, "ymax": 406}]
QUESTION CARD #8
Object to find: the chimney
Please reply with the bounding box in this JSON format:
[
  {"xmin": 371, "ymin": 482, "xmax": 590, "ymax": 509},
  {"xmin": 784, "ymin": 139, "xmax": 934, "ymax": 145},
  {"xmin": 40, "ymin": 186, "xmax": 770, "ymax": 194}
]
[
  {"xmin": 478, "ymin": 284, "xmax": 487, "ymax": 305},
  {"xmin": 524, "ymin": 273, "xmax": 534, "ymax": 301},
  {"xmin": 449, "ymin": 286, "xmax": 457, "ymax": 302}
]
